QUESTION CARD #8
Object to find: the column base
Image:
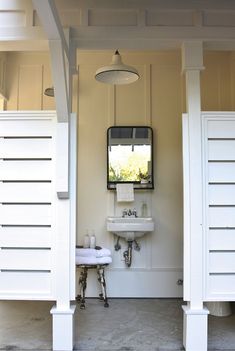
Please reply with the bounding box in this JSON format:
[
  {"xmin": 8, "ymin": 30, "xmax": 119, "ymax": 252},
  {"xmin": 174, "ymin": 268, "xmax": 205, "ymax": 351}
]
[
  {"xmin": 182, "ymin": 305, "xmax": 209, "ymax": 351},
  {"xmin": 51, "ymin": 304, "xmax": 76, "ymax": 351}
]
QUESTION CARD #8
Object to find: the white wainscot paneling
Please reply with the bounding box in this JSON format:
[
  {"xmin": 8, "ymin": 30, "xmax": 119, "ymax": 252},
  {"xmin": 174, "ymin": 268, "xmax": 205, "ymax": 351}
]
[
  {"xmin": 209, "ymin": 252, "xmax": 235, "ymax": 273},
  {"xmin": 208, "ymin": 140, "xmax": 235, "ymax": 161},
  {"xmin": 207, "ymin": 274, "xmax": 235, "ymax": 298},
  {"xmin": 209, "ymin": 229, "xmax": 235, "ymax": 250},
  {"xmin": 0, "ymin": 182, "xmax": 52, "ymax": 203},
  {"xmin": 0, "ymin": 138, "xmax": 52, "ymax": 158},
  {"xmin": 0, "ymin": 204, "xmax": 51, "ymax": 225},
  {"xmin": 0, "ymin": 271, "xmax": 52, "ymax": 298},
  {"xmin": 0, "ymin": 160, "xmax": 52, "ymax": 180},
  {"xmin": 207, "ymin": 120, "xmax": 235, "ymax": 138},
  {"xmin": 0, "ymin": 226, "xmax": 52, "ymax": 248},
  {"xmin": 0, "ymin": 248, "xmax": 51, "ymax": 270},
  {"xmin": 208, "ymin": 163, "xmax": 235, "ymax": 183},
  {"xmin": 209, "ymin": 184, "xmax": 235, "ymax": 205},
  {"xmin": 0, "ymin": 120, "xmax": 53, "ymax": 137},
  {"xmin": 209, "ymin": 207, "xmax": 235, "ymax": 227}
]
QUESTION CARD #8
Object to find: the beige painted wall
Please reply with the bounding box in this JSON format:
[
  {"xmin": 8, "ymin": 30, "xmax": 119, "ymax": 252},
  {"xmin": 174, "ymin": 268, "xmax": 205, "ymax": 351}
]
[
  {"xmin": 3, "ymin": 49, "xmax": 235, "ymax": 296},
  {"xmin": 5, "ymin": 52, "xmax": 55, "ymax": 111}
]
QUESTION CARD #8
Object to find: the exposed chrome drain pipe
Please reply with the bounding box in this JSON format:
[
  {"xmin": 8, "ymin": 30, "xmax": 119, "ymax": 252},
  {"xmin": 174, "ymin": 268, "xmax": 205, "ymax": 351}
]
[{"xmin": 123, "ymin": 241, "xmax": 133, "ymax": 267}]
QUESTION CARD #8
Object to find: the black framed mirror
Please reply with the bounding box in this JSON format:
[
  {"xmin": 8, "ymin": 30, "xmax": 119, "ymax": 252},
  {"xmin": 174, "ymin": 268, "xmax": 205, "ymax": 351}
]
[{"xmin": 107, "ymin": 126, "xmax": 154, "ymax": 189}]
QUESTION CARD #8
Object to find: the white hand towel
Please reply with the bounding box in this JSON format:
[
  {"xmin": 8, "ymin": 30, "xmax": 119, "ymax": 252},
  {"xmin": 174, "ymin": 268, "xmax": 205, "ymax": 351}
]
[
  {"xmin": 76, "ymin": 256, "xmax": 112, "ymax": 265},
  {"xmin": 116, "ymin": 183, "xmax": 134, "ymax": 202}
]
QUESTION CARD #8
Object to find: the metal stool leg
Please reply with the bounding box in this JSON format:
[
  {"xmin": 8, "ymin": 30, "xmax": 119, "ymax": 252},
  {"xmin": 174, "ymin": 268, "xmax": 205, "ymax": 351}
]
[
  {"xmin": 97, "ymin": 265, "xmax": 109, "ymax": 307},
  {"xmin": 76, "ymin": 268, "xmax": 84, "ymax": 302},
  {"xmin": 77, "ymin": 267, "xmax": 88, "ymax": 309}
]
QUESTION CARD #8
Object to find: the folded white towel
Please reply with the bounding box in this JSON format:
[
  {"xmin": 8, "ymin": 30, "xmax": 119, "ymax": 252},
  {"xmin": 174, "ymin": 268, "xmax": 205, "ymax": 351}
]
[
  {"xmin": 76, "ymin": 248, "xmax": 111, "ymax": 258},
  {"xmin": 76, "ymin": 256, "xmax": 112, "ymax": 265},
  {"xmin": 96, "ymin": 248, "xmax": 111, "ymax": 258},
  {"xmin": 116, "ymin": 183, "xmax": 134, "ymax": 202}
]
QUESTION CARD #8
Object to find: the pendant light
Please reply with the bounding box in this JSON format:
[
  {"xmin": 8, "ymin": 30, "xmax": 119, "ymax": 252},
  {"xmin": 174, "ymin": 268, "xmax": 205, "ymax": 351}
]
[{"xmin": 95, "ymin": 50, "xmax": 139, "ymax": 85}]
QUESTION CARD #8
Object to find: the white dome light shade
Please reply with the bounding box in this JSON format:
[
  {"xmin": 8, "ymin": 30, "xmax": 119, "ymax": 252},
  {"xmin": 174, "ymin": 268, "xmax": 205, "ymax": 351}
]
[{"xmin": 95, "ymin": 50, "xmax": 139, "ymax": 85}]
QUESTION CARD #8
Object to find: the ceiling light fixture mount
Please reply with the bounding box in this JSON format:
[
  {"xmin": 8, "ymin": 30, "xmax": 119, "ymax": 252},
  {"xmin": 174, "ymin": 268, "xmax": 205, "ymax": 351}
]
[{"xmin": 95, "ymin": 50, "xmax": 139, "ymax": 85}]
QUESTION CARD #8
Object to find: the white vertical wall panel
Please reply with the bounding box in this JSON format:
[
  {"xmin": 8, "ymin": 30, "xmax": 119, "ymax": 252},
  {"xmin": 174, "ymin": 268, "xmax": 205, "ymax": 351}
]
[{"xmin": 202, "ymin": 112, "xmax": 235, "ymax": 300}]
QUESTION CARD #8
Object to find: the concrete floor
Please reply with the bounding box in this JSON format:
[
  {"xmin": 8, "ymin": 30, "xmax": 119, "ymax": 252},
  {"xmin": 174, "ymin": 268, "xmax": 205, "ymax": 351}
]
[{"xmin": 0, "ymin": 299, "xmax": 235, "ymax": 350}]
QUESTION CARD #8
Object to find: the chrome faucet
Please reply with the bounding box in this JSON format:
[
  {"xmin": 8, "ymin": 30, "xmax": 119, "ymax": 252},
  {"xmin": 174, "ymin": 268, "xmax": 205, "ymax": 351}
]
[
  {"xmin": 128, "ymin": 209, "xmax": 132, "ymax": 216},
  {"xmin": 122, "ymin": 208, "xmax": 138, "ymax": 217}
]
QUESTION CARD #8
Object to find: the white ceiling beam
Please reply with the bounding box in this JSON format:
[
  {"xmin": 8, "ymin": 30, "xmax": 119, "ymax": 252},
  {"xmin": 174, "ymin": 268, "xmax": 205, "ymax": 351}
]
[
  {"xmin": 56, "ymin": 0, "xmax": 235, "ymax": 11},
  {"xmin": 0, "ymin": 27, "xmax": 46, "ymax": 41},
  {"xmin": 72, "ymin": 25, "xmax": 235, "ymax": 51},
  {"xmin": 49, "ymin": 39, "xmax": 69, "ymax": 122},
  {"xmin": 32, "ymin": 0, "xmax": 69, "ymax": 59}
]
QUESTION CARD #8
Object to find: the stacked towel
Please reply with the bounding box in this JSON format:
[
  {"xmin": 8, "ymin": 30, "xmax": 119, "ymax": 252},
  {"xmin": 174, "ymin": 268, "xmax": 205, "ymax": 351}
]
[
  {"xmin": 76, "ymin": 247, "xmax": 112, "ymax": 265},
  {"xmin": 76, "ymin": 248, "xmax": 111, "ymax": 258}
]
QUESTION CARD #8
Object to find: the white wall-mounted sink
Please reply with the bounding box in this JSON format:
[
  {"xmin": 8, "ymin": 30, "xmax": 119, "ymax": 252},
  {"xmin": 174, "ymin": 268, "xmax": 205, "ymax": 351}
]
[{"xmin": 107, "ymin": 216, "xmax": 154, "ymax": 241}]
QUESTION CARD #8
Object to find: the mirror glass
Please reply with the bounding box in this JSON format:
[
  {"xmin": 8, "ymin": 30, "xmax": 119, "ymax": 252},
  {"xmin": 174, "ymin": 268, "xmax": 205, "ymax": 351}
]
[{"xmin": 107, "ymin": 126, "xmax": 154, "ymax": 189}]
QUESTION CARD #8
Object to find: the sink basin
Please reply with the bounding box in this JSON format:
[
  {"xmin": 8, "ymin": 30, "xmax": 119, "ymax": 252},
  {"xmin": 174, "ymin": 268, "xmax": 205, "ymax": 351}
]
[{"xmin": 107, "ymin": 216, "xmax": 154, "ymax": 240}]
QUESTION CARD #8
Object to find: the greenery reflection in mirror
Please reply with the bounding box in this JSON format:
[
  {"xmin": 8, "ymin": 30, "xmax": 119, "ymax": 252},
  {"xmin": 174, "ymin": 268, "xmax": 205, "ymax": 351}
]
[{"xmin": 107, "ymin": 126, "xmax": 154, "ymax": 189}]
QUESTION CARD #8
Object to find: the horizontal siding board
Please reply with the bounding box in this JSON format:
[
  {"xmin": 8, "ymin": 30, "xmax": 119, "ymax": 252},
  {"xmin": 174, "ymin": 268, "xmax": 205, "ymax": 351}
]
[
  {"xmin": 208, "ymin": 120, "xmax": 235, "ymax": 138},
  {"xmin": 208, "ymin": 274, "xmax": 235, "ymax": 297},
  {"xmin": 209, "ymin": 229, "xmax": 235, "ymax": 250},
  {"xmin": 0, "ymin": 226, "xmax": 52, "ymax": 248},
  {"xmin": 0, "ymin": 182, "xmax": 52, "ymax": 202},
  {"xmin": 0, "ymin": 271, "xmax": 52, "ymax": 296},
  {"xmin": 0, "ymin": 138, "xmax": 52, "ymax": 158},
  {"xmin": 208, "ymin": 163, "xmax": 235, "ymax": 183},
  {"xmin": 0, "ymin": 160, "xmax": 52, "ymax": 180},
  {"xmin": 209, "ymin": 207, "xmax": 235, "ymax": 227},
  {"xmin": 0, "ymin": 249, "xmax": 51, "ymax": 270},
  {"xmin": 0, "ymin": 204, "xmax": 51, "ymax": 225},
  {"xmin": 209, "ymin": 252, "xmax": 235, "ymax": 273},
  {"xmin": 208, "ymin": 140, "xmax": 235, "ymax": 161},
  {"xmin": 0, "ymin": 120, "xmax": 53, "ymax": 137},
  {"xmin": 209, "ymin": 184, "xmax": 235, "ymax": 205}
]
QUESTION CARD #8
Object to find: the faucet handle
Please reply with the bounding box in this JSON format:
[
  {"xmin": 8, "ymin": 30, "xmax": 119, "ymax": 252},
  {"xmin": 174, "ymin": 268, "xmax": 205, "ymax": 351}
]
[
  {"xmin": 132, "ymin": 208, "xmax": 138, "ymax": 217},
  {"xmin": 122, "ymin": 208, "xmax": 128, "ymax": 217}
]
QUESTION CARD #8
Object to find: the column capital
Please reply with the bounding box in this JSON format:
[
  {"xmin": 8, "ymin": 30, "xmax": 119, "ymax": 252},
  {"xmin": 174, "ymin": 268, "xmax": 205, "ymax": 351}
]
[{"xmin": 182, "ymin": 41, "xmax": 205, "ymax": 72}]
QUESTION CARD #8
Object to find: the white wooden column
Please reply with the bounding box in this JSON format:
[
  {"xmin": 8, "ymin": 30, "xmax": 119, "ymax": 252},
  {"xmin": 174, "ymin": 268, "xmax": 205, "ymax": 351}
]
[{"xmin": 181, "ymin": 41, "xmax": 209, "ymax": 351}]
